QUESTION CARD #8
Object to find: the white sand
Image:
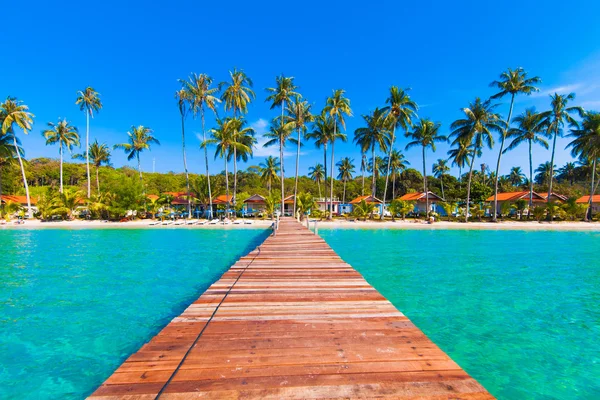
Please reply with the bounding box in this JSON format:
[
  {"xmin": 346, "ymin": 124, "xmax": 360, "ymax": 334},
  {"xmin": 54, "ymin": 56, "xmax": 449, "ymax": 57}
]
[{"xmin": 2, "ymin": 218, "xmax": 599, "ymax": 231}]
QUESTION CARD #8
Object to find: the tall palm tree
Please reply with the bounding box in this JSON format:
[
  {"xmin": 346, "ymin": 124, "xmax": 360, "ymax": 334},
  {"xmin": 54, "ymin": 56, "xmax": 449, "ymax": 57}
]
[
  {"xmin": 229, "ymin": 117, "xmax": 256, "ymax": 207},
  {"xmin": 508, "ymin": 166, "xmax": 526, "ymax": 186},
  {"xmin": 432, "ymin": 158, "xmax": 450, "ymax": 200},
  {"xmin": 360, "ymin": 152, "xmax": 367, "ymax": 195},
  {"xmin": 221, "ymin": 68, "xmax": 255, "ymax": 210},
  {"xmin": 353, "ymin": 107, "xmax": 390, "ymax": 200},
  {"xmin": 182, "ymin": 73, "xmax": 221, "ymax": 219},
  {"xmin": 259, "ymin": 156, "xmax": 280, "ymax": 194},
  {"xmin": 263, "ymin": 117, "xmax": 295, "ymax": 210},
  {"xmin": 336, "ymin": 157, "xmax": 355, "ymax": 204},
  {"xmin": 75, "ymin": 87, "xmax": 102, "ymax": 198},
  {"xmin": 114, "ymin": 126, "xmax": 159, "ymax": 183},
  {"xmin": 266, "ymin": 75, "xmax": 298, "ymax": 215},
  {"xmin": 287, "ymin": 95, "xmax": 313, "ymax": 214},
  {"xmin": 567, "ymin": 111, "xmax": 600, "ymax": 220},
  {"xmin": 367, "ymin": 156, "xmax": 386, "ymax": 181},
  {"xmin": 42, "ymin": 119, "xmax": 80, "ymax": 193},
  {"xmin": 308, "ymin": 163, "xmax": 325, "ymax": 198},
  {"xmin": 535, "ymin": 162, "xmax": 555, "ymax": 185},
  {"xmin": 323, "ymin": 90, "xmax": 352, "ymax": 219},
  {"xmin": 505, "ymin": 108, "xmax": 549, "ymax": 210},
  {"xmin": 450, "ymin": 98, "xmax": 504, "ymax": 222},
  {"xmin": 489, "ymin": 68, "xmax": 540, "ymax": 221},
  {"xmin": 306, "ymin": 113, "xmax": 335, "ymax": 197},
  {"xmin": 383, "ymin": 149, "xmax": 409, "ymax": 200},
  {"xmin": 175, "ymin": 88, "xmax": 192, "ymax": 217},
  {"xmin": 0, "ymin": 97, "xmax": 35, "ymax": 218},
  {"xmin": 382, "ymin": 87, "xmax": 418, "ymax": 216},
  {"xmin": 0, "ymin": 132, "xmax": 22, "ymax": 205},
  {"xmin": 77, "ymin": 140, "xmax": 111, "ymax": 193},
  {"xmin": 539, "ymin": 93, "xmax": 584, "ymax": 211},
  {"xmin": 447, "ymin": 139, "xmax": 473, "ymax": 189},
  {"xmin": 558, "ymin": 162, "xmax": 578, "ymax": 186},
  {"xmin": 406, "ymin": 119, "xmax": 446, "ymax": 217}
]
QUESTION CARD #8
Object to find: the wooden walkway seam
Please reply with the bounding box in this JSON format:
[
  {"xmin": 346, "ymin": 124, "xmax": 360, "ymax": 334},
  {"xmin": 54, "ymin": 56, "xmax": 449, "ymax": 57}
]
[{"xmin": 88, "ymin": 218, "xmax": 494, "ymax": 399}]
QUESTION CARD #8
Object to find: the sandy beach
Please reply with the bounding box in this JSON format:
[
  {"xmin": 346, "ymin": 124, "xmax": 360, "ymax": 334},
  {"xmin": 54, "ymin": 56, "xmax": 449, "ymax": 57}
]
[{"xmin": 2, "ymin": 218, "xmax": 599, "ymax": 231}]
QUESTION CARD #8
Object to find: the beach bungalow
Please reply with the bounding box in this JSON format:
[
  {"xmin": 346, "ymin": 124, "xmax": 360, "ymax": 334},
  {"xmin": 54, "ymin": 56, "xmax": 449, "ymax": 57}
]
[
  {"xmin": 350, "ymin": 195, "xmax": 384, "ymax": 215},
  {"xmin": 243, "ymin": 194, "xmax": 266, "ymax": 216},
  {"xmin": 539, "ymin": 191, "xmax": 568, "ymax": 203},
  {"xmin": 1, "ymin": 195, "xmax": 38, "ymax": 215},
  {"xmin": 211, "ymin": 194, "xmax": 234, "ymax": 216},
  {"xmin": 576, "ymin": 195, "xmax": 600, "ymax": 214},
  {"xmin": 398, "ymin": 191, "xmax": 445, "ymax": 216},
  {"xmin": 315, "ymin": 197, "xmax": 342, "ymax": 216},
  {"xmin": 485, "ymin": 191, "xmax": 546, "ymax": 217}
]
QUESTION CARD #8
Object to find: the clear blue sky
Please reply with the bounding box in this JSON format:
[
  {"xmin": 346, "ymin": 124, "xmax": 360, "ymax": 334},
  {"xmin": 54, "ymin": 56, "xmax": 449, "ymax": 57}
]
[{"xmin": 3, "ymin": 0, "xmax": 600, "ymax": 177}]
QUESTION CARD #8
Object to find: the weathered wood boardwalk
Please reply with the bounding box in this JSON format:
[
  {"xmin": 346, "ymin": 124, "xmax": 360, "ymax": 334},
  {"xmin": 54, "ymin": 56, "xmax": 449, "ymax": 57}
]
[{"xmin": 89, "ymin": 218, "xmax": 493, "ymax": 399}]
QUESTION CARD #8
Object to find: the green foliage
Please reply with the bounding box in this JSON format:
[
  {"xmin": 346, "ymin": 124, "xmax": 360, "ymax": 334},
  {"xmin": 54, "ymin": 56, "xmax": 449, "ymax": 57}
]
[{"xmin": 352, "ymin": 199, "xmax": 372, "ymax": 221}]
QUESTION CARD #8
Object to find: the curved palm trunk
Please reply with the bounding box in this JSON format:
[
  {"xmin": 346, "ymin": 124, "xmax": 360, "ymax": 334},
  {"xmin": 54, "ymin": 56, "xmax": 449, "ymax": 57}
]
[
  {"xmin": 587, "ymin": 158, "xmax": 597, "ymax": 221},
  {"xmin": 13, "ymin": 136, "xmax": 31, "ymax": 218},
  {"xmin": 293, "ymin": 127, "xmax": 301, "ymax": 219},
  {"xmin": 233, "ymin": 147, "xmax": 238, "ymax": 218},
  {"xmin": 317, "ymin": 179, "xmax": 321, "ymax": 198},
  {"xmin": 422, "ymin": 146, "xmax": 429, "ymax": 218},
  {"xmin": 392, "ymin": 171, "xmax": 396, "ymax": 199},
  {"xmin": 465, "ymin": 154, "xmax": 477, "ymax": 223},
  {"xmin": 547, "ymin": 126, "xmax": 559, "ymax": 222},
  {"xmin": 361, "ymin": 163, "xmax": 365, "ymax": 196},
  {"xmin": 440, "ymin": 173, "xmax": 445, "ymax": 200},
  {"xmin": 528, "ymin": 139, "xmax": 533, "ymax": 219},
  {"xmin": 85, "ymin": 111, "xmax": 91, "ymax": 198},
  {"xmin": 224, "ymin": 158, "xmax": 230, "ymax": 217},
  {"xmin": 381, "ymin": 126, "xmax": 396, "ymax": 219},
  {"xmin": 59, "ymin": 144, "xmax": 64, "ymax": 194},
  {"xmin": 201, "ymin": 108, "xmax": 213, "ymax": 219},
  {"xmin": 493, "ymin": 94, "xmax": 515, "ymax": 222},
  {"xmin": 280, "ymin": 103, "xmax": 286, "ymax": 217},
  {"xmin": 371, "ymin": 144, "xmax": 376, "ymax": 198},
  {"xmin": 342, "ymin": 180, "xmax": 346, "ymax": 204},
  {"xmin": 181, "ymin": 111, "xmax": 191, "ymax": 218},
  {"xmin": 137, "ymin": 153, "xmax": 143, "ymax": 183},
  {"xmin": 328, "ymin": 125, "xmax": 336, "ymax": 220},
  {"xmin": 323, "ymin": 144, "xmax": 328, "ymax": 198}
]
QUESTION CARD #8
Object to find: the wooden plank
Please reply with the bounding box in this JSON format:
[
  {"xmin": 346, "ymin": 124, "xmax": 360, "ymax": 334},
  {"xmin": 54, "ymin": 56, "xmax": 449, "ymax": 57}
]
[{"xmin": 88, "ymin": 218, "xmax": 493, "ymax": 399}]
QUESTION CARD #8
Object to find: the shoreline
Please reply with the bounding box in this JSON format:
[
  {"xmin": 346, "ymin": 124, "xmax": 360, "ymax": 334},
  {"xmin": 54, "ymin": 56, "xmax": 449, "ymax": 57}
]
[{"xmin": 1, "ymin": 218, "xmax": 599, "ymax": 231}]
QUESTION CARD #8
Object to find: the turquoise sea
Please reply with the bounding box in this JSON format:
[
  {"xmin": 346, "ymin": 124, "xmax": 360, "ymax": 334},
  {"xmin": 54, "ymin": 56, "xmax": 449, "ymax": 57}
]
[
  {"xmin": 320, "ymin": 228, "xmax": 600, "ymax": 400},
  {"xmin": 0, "ymin": 227, "xmax": 599, "ymax": 399}
]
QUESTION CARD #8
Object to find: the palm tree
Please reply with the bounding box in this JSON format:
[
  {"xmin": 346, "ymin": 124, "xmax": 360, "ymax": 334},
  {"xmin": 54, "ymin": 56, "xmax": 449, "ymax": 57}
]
[
  {"xmin": 263, "ymin": 117, "xmax": 295, "ymax": 209},
  {"xmin": 558, "ymin": 162, "xmax": 578, "ymax": 186},
  {"xmin": 336, "ymin": 157, "xmax": 355, "ymax": 204},
  {"xmin": 360, "ymin": 152, "xmax": 367, "ymax": 195},
  {"xmin": 229, "ymin": 117, "xmax": 256, "ymax": 208},
  {"xmin": 174, "ymin": 88, "xmax": 192, "ymax": 217},
  {"xmin": 447, "ymin": 139, "xmax": 472, "ymax": 189},
  {"xmin": 0, "ymin": 132, "xmax": 21, "ymax": 205},
  {"xmin": 221, "ymin": 68, "xmax": 255, "ymax": 210},
  {"xmin": 432, "ymin": 159, "xmax": 450, "ymax": 199},
  {"xmin": 539, "ymin": 93, "xmax": 584, "ymax": 211},
  {"xmin": 450, "ymin": 98, "xmax": 504, "ymax": 222},
  {"xmin": 353, "ymin": 107, "xmax": 390, "ymax": 200},
  {"xmin": 406, "ymin": 119, "xmax": 447, "ymax": 217},
  {"xmin": 382, "ymin": 87, "xmax": 418, "ymax": 216},
  {"xmin": 489, "ymin": 68, "xmax": 540, "ymax": 221},
  {"xmin": 75, "ymin": 87, "xmax": 102, "ymax": 198},
  {"xmin": 368, "ymin": 156, "xmax": 386, "ymax": 181},
  {"xmin": 306, "ymin": 113, "xmax": 336, "ymax": 198},
  {"xmin": 323, "ymin": 89, "xmax": 352, "ymax": 219},
  {"xmin": 287, "ymin": 95, "xmax": 313, "ymax": 214},
  {"xmin": 508, "ymin": 166, "xmax": 526, "ymax": 186},
  {"xmin": 0, "ymin": 97, "xmax": 35, "ymax": 218},
  {"xmin": 114, "ymin": 126, "xmax": 159, "ymax": 183},
  {"xmin": 181, "ymin": 73, "xmax": 221, "ymax": 219},
  {"xmin": 505, "ymin": 108, "xmax": 549, "ymax": 211},
  {"xmin": 308, "ymin": 163, "xmax": 325, "ymax": 198},
  {"xmin": 259, "ymin": 156, "xmax": 280, "ymax": 194},
  {"xmin": 42, "ymin": 119, "xmax": 80, "ymax": 193},
  {"xmin": 266, "ymin": 75, "xmax": 298, "ymax": 215},
  {"xmin": 567, "ymin": 111, "xmax": 600, "ymax": 220},
  {"xmin": 383, "ymin": 149, "xmax": 409, "ymax": 200},
  {"xmin": 86, "ymin": 140, "xmax": 111, "ymax": 192},
  {"xmin": 535, "ymin": 162, "xmax": 555, "ymax": 185}
]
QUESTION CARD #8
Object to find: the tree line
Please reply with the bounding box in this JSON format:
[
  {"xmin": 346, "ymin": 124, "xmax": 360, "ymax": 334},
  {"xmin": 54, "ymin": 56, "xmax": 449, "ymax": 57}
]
[{"xmin": 1, "ymin": 67, "xmax": 599, "ymax": 221}]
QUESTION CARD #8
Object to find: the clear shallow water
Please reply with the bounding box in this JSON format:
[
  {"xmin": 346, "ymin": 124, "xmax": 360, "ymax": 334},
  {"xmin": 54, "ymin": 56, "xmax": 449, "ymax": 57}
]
[
  {"xmin": 320, "ymin": 228, "xmax": 600, "ymax": 400},
  {"xmin": 0, "ymin": 228, "xmax": 269, "ymax": 400}
]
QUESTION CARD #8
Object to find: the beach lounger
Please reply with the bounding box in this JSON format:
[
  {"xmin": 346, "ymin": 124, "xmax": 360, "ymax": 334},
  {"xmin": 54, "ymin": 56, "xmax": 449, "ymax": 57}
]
[
  {"xmin": 174, "ymin": 220, "xmax": 184, "ymax": 225},
  {"xmin": 148, "ymin": 220, "xmax": 160, "ymax": 226},
  {"xmin": 185, "ymin": 219, "xmax": 197, "ymax": 225},
  {"xmin": 196, "ymin": 219, "xmax": 207, "ymax": 225},
  {"xmin": 162, "ymin": 220, "xmax": 173, "ymax": 225},
  {"xmin": 244, "ymin": 220, "xmax": 252, "ymax": 225},
  {"xmin": 233, "ymin": 219, "xmax": 242, "ymax": 225},
  {"xmin": 208, "ymin": 219, "xmax": 219, "ymax": 225}
]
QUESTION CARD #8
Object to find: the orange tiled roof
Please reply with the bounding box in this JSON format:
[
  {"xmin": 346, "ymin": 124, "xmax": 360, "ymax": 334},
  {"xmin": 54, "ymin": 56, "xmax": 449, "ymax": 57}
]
[
  {"xmin": 244, "ymin": 194, "xmax": 266, "ymax": 203},
  {"xmin": 485, "ymin": 191, "xmax": 546, "ymax": 202},
  {"xmin": 398, "ymin": 191, "xmax": 443, "ymax": 202},
  {"xmin": 1, "ymin": 195, "xmax": 38, "ymax": 205},
  {"xmin": 576, "ymin": 195, "xmax": 600, "ymax": 204},
  {"xmin": 350, "ymin": 195, "xmax": 383, "ymax": 204},
  {"xmin": 213, "ymin": 194, "xmax": 233, "ymax": 204},
  {"xmin": 283, "ymin": 195, "xmax": 295, "ymax": 204}
]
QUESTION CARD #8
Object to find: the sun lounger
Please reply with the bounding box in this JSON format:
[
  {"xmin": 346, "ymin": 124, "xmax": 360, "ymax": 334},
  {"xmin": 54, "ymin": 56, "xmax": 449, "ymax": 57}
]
[
  {"xmin": 174, "ymin": 220, "xmax": 184, "ymax": 225},
  {"xmin": 186, "ymin": 219, "xmax": 197, "ymax": 225},
  {"xmin": 162, "ymin": 220, "xmax": 173, "ymax": 225},
  {"xmin": 233, "ymin": 219, "xmax": 242, "ymax": 225},
  {"xmin": 148, "ymin": 220, "xmax": 160, "ymax": 226},
  {"xmin": 208, "ymin": 219, "xmax": 219, "ymax": 225}
]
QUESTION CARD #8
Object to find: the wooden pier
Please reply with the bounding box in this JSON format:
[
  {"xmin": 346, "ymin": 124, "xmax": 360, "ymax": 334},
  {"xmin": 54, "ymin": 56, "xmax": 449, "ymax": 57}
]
[{"xmin": 89, "ymin": 218, "xmax": 493, "ymax": 399}]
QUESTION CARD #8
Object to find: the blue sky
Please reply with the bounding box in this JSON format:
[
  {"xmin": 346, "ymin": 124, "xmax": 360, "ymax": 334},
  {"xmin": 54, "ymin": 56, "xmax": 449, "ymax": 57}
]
[{"xmin": 3, "ymin": 0, "xmax": 600, "ymax": 177}]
